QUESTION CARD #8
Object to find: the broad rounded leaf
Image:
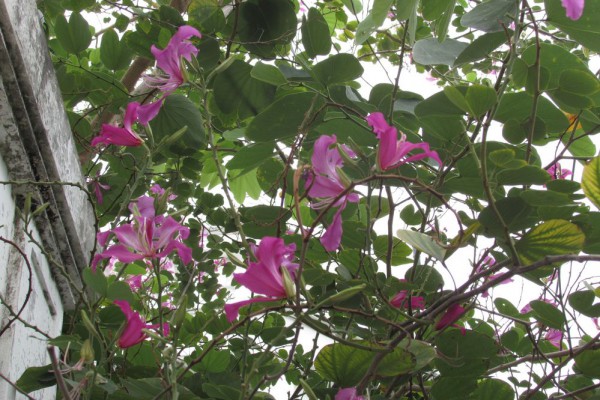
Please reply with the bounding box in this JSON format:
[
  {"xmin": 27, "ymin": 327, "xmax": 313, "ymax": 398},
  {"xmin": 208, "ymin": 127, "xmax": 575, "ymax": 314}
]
[
  {"xmin": 149, "ymin": 95, "xmax": 206, "ymax": 154},
  {"xmin": 314, "ymin": 343, "xmax": 374, "ymax": 386},
  {"xmin": 313, "ymin": 54, "xmax": 364, "ymax": 86},
  {"xmin": 472, "ymin": 379, "xmax": 515, "ymax": 400},
  {"xmin": 460, "ymin": 0, "xmax": 517, "ymax": 32},
  {"xmin": 100, "ymin": 29, "xmax": 132, "ymax": 70},
  {"xmin": 246, "ymin": 92, "xmax": 325, "ymax": 142},
  {"xmin": 396, "ymin": 229, "xmax": 446, "ymax": 260},
  {"xmin": 237, "ymin": 0, "xmax": 297, "ymax": 58},
  {"xmin": 575, "ymin": 350, "xmax": 600, "ymax": 378},
  {"xmin": 55, "ymin": 12, "xmax": 92, "ymax": 54},
  {"xmin": 516, "ymin": 219, "xmax": 586, "ymax": 266},
  {"xmin": 569, "ymin": 290, "xmax": 600, "ymax": 318},
  {"xmin": 355, "ymin": 0, "xmax": 394, "ymax": 44},
  {"xmin": 405, "ymin": 265, "xmax": 444, "ymax": 292},
  {"xmin": 530, "ymin": 300, "xmax": 565, "ymax": 329},
  {"xmin": 302, "ymin": 8, "xmax": 332, "ymax": 58},
  {"xmin": 582, "ymin": 155, "xmax": 600, "ymax": 210},
  {"xmin": 545, "ymin": 0, "xmax": 600, "ymax": 52},
  {"xmin": 413, "ymin": 38, "xmax": 468, "ymax": 66},
  {"xmin": 373, "ymin": 236, "xmax": 412, "ymax": 265}
]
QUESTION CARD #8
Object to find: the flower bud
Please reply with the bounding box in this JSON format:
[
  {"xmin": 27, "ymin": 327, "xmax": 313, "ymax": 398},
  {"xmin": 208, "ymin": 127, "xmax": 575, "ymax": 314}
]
[
  {"xmin": 280, "ymin": 266, "xmax": 296, "ymax": 299},
  {"xmin": 80, "ymin": 339, "xmax": 94, "ymax": 363}
]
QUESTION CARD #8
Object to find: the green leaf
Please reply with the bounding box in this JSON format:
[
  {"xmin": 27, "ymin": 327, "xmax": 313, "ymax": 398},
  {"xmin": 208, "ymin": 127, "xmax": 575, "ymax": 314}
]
[
  {"xmin": 496, "ymin": 165, "xmax": 551, "ymax": 185},
  {"xmin": 313, "ymin": 54, "xmax": 364, "ymax": 86},
  {"xmin": 150, "ymin": 95, "xmax": 206, "ymax": 155},
  {"xmin": 400, "ymin": 204, "xmax": 423, "ymax": 225},
  {"xmin": 402, "ymin": 339, "xmax": 437, "ymax": 370},
  {"xmin": 412, "ymin": 38, "xmax": 468, "ymax": 66},
  {"xmin": 460, "ymin": 0, "xmax": 517, "ymax": 32},
  {"xmin": 545, "ymin": 0, "xmax": 600, "ymax": 52},
  {"xmin": 107, "ymin": 281, "xmax": 134, "ymax": 303},
  {"xmin": 478, "ymin": 197, "xmax": 536, "ymax": 236},
  {"xmin": 559, "ymin": 69, "xmax": 600, "ymax": 96},
  {"xmin": 198, "ymin": 350, "xmax": 230, "ymax": 373},
  {"xmin": 569, "ymin": 290, "xmax": 600, "ymax": 318},
  {"xmin": 16, "ymin": 365, "xmax": 56, "ymax": 393},
  {"xmin": 314, "ymin": 343, "xmax": 374, "ymax": 386},
  {"xmin": 229, "ymin": 169, "xmax": 261, "ymax": 203},
  {"xmin": 520, "ymin": 189, "xmax": 572, "ymax": 206},
  {"xmin": 54, "ymin": 12, "xmax": 92, "ymax": 54},
  {"xmin": 582, "ymin": 155, "xmax": 600, "ymax": 210},
  {"xmin": 575, "ymin": 349, "xmax": 600, "ymax": 378},
  {"xmin": 226, "ymin": 143, "xmax": 274, "ymax": 173},
  {"xmin": 376, "ymin": 346, "xmax": 416, "ymax": 376},
  {"xmin": 454, "ymin": 31, "xmax": 509, "ymax": 66},
  {"xmin": 465, "ymin": 85, "xmax": 497, "ymax": 117},
  {"xmin": 302, "ymin": 8, "xmax": 332, "ymax": 58},
  {"xmin": 516, "ymin": 219, "xmax": 586, "ymax": 266},
  {"xmin": 530, "ymin": 300, "xmax": 565, "ymax": 329},
  {"xmin": 189, "ymin": 0, "xmax": 226, "ymax": 33},
  {"xmin": 373, "ymin": 236, "xmax": 412, "ymax": 265},
  {"xmin": 443, "ymin": 86, "xmax": 470, "ymax": 114},
  {"xmin": 83, "ymin": 268, "xmax": 108, "ymax": 297},
  {"xmin": 494, "ymin": 297, "xmax": 521, "ymax": 318},
  {"xmin": 100, "ymin": 29, "xmax": 132, "ymax": 70},
  {"xmin": 246, "ymin": 92, "xmax": 325, "ymax": 142},
  {"xmin": 405, "ymin": 265, "xmax": 444, "ymax": 292},
  {"xmin": 495, "ymin": 92, "xmax": 570, "ymax": 134},
  {"xmin": 355, "ymin": 0, "xmax": 394, "ymax": 44},
  {"xmin": 203, "ymin": 383, "xmax": 241, "ymax": 400},
  {"xmin": 472, "ymin": 379, "xmax": 515, "ymax": 400},
  {"xmin": 434, "ymin": 0, "xmax": 455, "ymax": 41},
  {"xmin": 213, "ymin": 59, "xmax": 276, "ymax": 120},
  {"xmin": 250, "ymin": 62, "xmax": 287, "ymax": 86},
  {"xmin": 236, "ymin": 0, "xmax": 297, "ymax": 58},
  {"xmin": 422, "ymin": 0, "xmax": 454, "ymax": 21},
  {"xmin": 396, "ymin": 229, "xmax": 447, "ymax": 260}
]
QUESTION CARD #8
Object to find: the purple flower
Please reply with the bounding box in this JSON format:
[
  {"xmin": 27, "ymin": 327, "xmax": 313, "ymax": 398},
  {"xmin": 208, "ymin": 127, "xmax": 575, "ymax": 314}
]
[
  {"xmin": 305, "ymin": 135, "xmax": 360, "ymax": 251},
  {"xmin": 92, "ymin": 195, "xmax": 192, "ymax": 270},
  {"xmin": 561, "ymin": 0, "xmax": 584, "ymax": 20},
  {"xmin": 92, "ymin": 102, "xmax": 144, "ymax": 147},
  {"xmin": 545, "ymin": 328, "xmax": 563, "ymax": 348},
  {"xmin": 225, "ymin": 237, "xmax": 298, "ymax": 322},
  {"xmin": 144, "ymin": 25, "xmax": 201, "ymax": 93},
  {"xmin": 546, "ymin": 163, "xmax": 572, "ymax": 180},
  {"xmin": 114, "ymin": 300, "xmax": 168, "ymax": 348},
  {"xmin": 435, "ymin": 303, "xmax": 466, "ymax": 331},
  {"xmin": 390, "ymin": 290, "xmax": 425, "ymax": 310},
  {"xmin": 335, "ymin": 387, "xmax": 364, "ymax": 400},
  {"xmin": 366, "ymin": 112, "xmax": 442, "ymax": 171}
]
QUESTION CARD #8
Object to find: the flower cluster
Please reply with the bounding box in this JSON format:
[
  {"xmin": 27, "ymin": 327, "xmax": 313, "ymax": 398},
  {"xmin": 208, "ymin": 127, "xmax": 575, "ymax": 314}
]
[
  {"xmin": 92, "ymin": 195, "xmax": 192, "ymax": 270},
  {"xmin": 91, "ymin": 25, "xmax": 200, "ymax": 148}
]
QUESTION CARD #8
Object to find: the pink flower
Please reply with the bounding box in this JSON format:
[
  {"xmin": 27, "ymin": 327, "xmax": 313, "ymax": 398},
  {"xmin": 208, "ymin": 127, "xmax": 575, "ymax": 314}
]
[
  {"xmin": 126, "ymin": 275, "xmax": 143, "ymax": 291},
  {"xmin": 87, "ymin": 174, "xmax": 110, "ymax": 205},
  {"xmin": 114, "ymin": 300, "xmax": 168, "ymax": 348},
  {"xmin": 144, "ymin": 25, "xmax": 201, "ymax": 93},
  {"xmin": 92, "ymin": 102, "xmax": 144, "ymax": 147},
  {"xmin": 435, "ymin": 303, "xmax": 466, "ymax": 331},
  {"xmin": 390, "ymin": 290, "xmax": 425, "ymax": 310},
  {"xmin": 224, "ymin": 237, "xmax": 298, "ymax": 322},
  {"xmin": 366, "ymin": 112, "xmax": 442, "ymax": 171},
  {"xmin": 335, "ymin": 387, "xmax": 364, "ymax": 400},
  {"xmin": 476, "ymin": 255, "xmax": 513, "ymax": 298},
  {"xmin": 92, "ymin": 195, "xmax": 192, "ymax": 270},
  {"xmin": 545, "ymin": 328, "xmax": 563, "ymax": 348},
  {"xmin": 546, "ymin": 163, "xmax": 572, "ymax": 180},
  {"xmin": 305, "ymin": 135, "xmax": 360, "ymax": 251},
  {"xmin": 561, "ymin": 0, "xmax": 584, "ymax": 20}
]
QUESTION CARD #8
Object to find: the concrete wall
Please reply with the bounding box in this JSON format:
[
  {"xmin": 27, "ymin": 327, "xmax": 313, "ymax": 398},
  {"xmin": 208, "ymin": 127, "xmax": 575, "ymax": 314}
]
[{"xmin": 0, "ymin": 0, "xmax": 95, "ymax": 398}]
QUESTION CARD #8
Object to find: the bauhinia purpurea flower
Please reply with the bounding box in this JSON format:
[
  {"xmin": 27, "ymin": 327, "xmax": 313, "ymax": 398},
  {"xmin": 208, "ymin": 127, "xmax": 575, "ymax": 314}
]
[
  {"xmin": 305, "ymin": 134, "xmax": 360, "ymax": 251},
  {"xmin": 224, "ymin": 236, "xmax": 298, "ymax": 322}
]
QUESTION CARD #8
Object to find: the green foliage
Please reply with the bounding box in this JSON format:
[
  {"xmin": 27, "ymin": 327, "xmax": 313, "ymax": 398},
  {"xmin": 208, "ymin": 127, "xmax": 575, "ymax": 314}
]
[{"xmin": 28, "ymin": 0, "xmax": 600, "ymax": 398}]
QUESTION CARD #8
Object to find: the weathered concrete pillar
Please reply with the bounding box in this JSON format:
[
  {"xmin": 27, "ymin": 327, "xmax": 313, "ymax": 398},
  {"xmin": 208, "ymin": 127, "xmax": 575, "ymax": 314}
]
[{"xmin": 0, "ymin": 0, "xmax": 95, "ymax": 398}]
